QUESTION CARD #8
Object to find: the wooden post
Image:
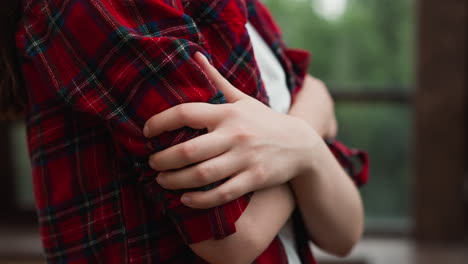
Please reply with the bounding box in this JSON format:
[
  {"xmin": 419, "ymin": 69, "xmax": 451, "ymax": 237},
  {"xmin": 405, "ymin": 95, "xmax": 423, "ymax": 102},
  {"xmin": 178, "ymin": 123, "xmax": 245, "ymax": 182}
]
[
  {"xmin": 0, "ymin": 123, "xmax": 15, "ymax": 215},
  {"xmin": 414, "ymin": 0, "xmax": 467, "ymax": 241}
]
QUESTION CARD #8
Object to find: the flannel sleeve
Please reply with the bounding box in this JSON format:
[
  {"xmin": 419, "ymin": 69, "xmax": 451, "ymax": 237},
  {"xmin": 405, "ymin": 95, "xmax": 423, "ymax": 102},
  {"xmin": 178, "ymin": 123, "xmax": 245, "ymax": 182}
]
[{"xmin": 18, "ymin": 0, "xmax": 249, "ymax": 244}]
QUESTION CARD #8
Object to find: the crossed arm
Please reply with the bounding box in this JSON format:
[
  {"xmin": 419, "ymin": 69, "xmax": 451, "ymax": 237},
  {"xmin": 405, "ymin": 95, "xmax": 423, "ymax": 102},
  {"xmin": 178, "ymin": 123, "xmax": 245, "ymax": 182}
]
[
  {"xmin": 22, "ymin": 1, "xmax": 363, "ymax": 262},
  {"xmin": 144, "ymin": 53, "xmax": 364, "ymax": 262}
]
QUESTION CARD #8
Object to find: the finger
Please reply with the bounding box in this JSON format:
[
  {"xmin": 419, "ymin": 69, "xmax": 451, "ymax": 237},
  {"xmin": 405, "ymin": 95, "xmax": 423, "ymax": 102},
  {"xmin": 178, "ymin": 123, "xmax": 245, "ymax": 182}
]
[
  {"xmin": 144, "ymin": 102, "xmax": 222, "ymax": 138},
  {"xmin": 181, "ymin": 171, "xmax": 256, "ymax": 209},
  {"xmin": 194, "ymin": 52, "xmax": 248, "ymax": 102},
  {"xmin": 157, "ymin": 150, "xmax": 246, "ymax": 190},
  {"xmin": 149, "ymin": 131, "xmax": 232, "ymax": 171}
]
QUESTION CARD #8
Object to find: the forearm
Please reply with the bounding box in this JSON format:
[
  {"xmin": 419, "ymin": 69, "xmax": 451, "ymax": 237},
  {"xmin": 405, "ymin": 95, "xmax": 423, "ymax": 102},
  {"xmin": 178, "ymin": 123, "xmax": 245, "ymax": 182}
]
[
  {"xmin": 190, "ymin": 184, "xmax": 295, "ymax": 264},
  {"xmin": 288, "ymin": 76, "xmax": 363, "ymax": 256},
  {"xmin": 290, "ymin": 137, "xmax": 363, "ymax": 256}
]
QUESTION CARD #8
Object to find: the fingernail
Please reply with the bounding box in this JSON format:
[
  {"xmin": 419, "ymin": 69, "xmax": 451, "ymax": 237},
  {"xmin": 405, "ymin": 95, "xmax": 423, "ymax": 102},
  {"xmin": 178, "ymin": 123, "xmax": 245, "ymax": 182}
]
[
  {"xmin": 195, "ymin": 51, "xmax": 209, "ymax": 63},
  {"xmin": 181, "ymin": 196, "xmax": 191, "ymax": 204},
  {"xmin": 148, "ymin": 159, "xmax": 156, "ymax": 170},
  {"xmin": 143, "ymin": 124, "xmax": 149, "ymax": 138},
  {"xmin": 156, "ymin": 175, "xmax": 164, "ymax": 184}
]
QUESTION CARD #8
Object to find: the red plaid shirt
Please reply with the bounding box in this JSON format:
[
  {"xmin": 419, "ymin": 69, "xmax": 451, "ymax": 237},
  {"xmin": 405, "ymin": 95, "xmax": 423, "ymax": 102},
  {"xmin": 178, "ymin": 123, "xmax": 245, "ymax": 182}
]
[{"xmin": 16, "ymin": 0, "xmax": 368, "ymax": 263}]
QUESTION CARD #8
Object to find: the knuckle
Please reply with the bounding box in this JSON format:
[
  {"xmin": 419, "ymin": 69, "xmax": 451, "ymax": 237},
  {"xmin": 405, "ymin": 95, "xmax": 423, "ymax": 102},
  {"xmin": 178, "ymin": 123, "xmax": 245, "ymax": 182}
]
[
  {"xmin": 180, "ymin": 143, "xmax": 196, "ymax": 160},
  {"xmin": 176, "ymin": 105, "xmax": 191, "ymax": 121},
  {"xmin": 233, "ymin": 127, "xmax": 253, "ymax": 143},
  {"xmin": 195, "ymin": 164, "xmax": 212, "ymax": 184},
  {"xmin": 253, "ymin": 165, "xmax": 267, "ymax": 184},
  {"xmin": 232, "ymin": 106, "xmax": 244, "ymax": 116},
  {"xmin": 218, "ymin": 188, "xmax": 234, "ymax": 203},
  {"xmin": 224, "ymin": 104, "xmax": 241, "ymax": 117}
]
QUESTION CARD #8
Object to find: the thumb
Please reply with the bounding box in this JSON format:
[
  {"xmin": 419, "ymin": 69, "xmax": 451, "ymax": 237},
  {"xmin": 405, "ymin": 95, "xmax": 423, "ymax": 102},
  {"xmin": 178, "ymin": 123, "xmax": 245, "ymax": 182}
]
[{"xmin": 194, "ymin": 52, "xmax": 247, "ymax": 102}]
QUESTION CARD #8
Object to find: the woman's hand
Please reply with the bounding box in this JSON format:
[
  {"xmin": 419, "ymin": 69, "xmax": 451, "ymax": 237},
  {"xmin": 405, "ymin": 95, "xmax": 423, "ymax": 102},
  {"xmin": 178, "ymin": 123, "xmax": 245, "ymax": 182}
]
[
  {"xmin": 143, "ymin": 52, "xmax": 323, "ymax": 208},
  {"xmin": 289, "ymin": 75, "xmax": 337, "ymax": 138}
]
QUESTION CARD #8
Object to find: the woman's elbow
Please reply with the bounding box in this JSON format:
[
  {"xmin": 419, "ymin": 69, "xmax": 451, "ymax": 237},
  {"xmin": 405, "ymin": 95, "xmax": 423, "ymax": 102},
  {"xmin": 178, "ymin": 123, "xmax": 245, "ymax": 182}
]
[
  {"xmin": 229, "ymin": 221, "xmax": 274, "ymax": 263},
  {"xmin": 328, "ymin": 241, "xmax": 356, "ymax": 258},
  {"xmin": 189, "ymin": 223, "xmax": 267, "ymax": 264},
  {"xmin": 231, "ymin": 224, "xmax": 270, "ymax": 263},
  {"xmin": 319, "ymin": 225, "xmax": 363, "ymax": 258},
  {"xmin": 201, "ymin": 236, "xmax": 264, "ymax": 264}
]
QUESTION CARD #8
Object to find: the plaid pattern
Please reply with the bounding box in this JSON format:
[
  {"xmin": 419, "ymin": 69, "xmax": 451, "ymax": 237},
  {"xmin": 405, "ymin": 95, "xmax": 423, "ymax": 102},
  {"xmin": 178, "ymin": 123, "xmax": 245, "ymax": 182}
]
[{"xmin": 16, "ymin": 0, "xmax": 368, "ymax": 263}]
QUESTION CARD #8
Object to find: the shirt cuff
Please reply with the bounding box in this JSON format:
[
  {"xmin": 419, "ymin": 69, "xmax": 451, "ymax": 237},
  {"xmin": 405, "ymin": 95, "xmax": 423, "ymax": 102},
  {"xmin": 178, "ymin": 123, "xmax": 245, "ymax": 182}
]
[
  {"xmin": 143, "ymin": 176, "xmax": 252, "ymax": 244},
  {"xmin": 325, "ymin": 138, "xmax": 369, "ymax": 186}
]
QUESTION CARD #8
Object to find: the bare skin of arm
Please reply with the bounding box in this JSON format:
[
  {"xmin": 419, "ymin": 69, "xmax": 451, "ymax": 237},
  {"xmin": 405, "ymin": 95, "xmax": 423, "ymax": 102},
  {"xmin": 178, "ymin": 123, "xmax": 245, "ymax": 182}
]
[
  {"xmin": 288, "ymin": 76, "xmax": 364, "ymax": 256},
  {"xmin": 190, "ymin": 184, "xmax": 295, "ymax": 264},
  {"xmin": 144, "ymin": 52, "xmax": 363, "ymax": 261}
]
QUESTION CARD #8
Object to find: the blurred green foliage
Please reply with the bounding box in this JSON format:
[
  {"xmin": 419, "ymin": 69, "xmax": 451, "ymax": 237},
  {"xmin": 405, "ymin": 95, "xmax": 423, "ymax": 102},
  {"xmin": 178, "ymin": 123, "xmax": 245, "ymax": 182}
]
[
  {"xmin": 264, "ymin": 0, "xmax": 414, "ymax": 223},
  {"xmin": 336, "ymin": 104, "xmax": 411, "ymax": 221},
  {"xmin": 265, "ymin": 0, "xmax": 414, "ymax": 90}
]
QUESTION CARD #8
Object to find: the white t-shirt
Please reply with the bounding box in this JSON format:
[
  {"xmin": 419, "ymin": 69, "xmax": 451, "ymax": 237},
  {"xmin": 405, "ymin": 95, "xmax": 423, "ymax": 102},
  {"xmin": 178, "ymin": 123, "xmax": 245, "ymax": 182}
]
[{"xmin": 246, "ymin": 22, "xmax": 301, "ymax": 264}]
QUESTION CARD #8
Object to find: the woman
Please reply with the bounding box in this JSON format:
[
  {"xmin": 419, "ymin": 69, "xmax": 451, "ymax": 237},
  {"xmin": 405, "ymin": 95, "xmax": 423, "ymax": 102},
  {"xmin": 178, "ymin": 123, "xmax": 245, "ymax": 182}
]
[{"xmin": 1, "ymin": 0, "xmax": 368, "ymax": 263}]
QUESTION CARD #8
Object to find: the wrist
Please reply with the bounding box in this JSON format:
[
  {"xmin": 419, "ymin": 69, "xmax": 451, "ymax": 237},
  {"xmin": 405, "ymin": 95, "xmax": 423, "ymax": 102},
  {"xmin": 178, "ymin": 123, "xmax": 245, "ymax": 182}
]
[
  {"xmin": 293, "ymin": 119, "xmax": 327, "ymax": 178},
  {"xmin": 297, "ymin": 134, "xmax": 330, "ymax": 181},
  {"xmin": 288, "ymin": 106, "xmax": 330, "ymax": 139}
]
